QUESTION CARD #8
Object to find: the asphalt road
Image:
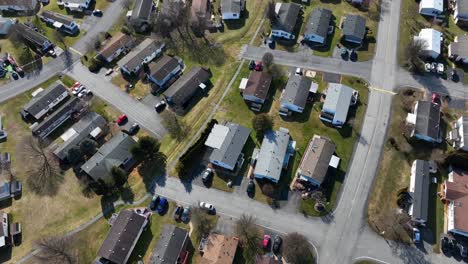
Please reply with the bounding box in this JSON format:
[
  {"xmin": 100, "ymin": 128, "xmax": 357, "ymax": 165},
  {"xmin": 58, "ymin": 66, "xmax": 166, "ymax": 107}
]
[
  {"xmin": 241, "ymin": 45, "xmax": 373, "ymax": 80},
  {"xmin": 0, "ymin": 0, "xmax": 126, "ymax": 104},
  {"xmin": 65, "ymin": 63, "xmax": 166, "ymax": 138}
]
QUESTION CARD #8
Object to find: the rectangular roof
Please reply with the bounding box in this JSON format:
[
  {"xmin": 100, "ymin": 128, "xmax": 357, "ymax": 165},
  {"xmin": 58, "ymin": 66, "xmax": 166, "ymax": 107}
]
[
  {"xmin": 415, "ymin": 101, "xmax": 440, "ymax": 140},
  {"xmin": 322, "ymin": 83, "xmax": 354, "ymax": 123},
  {"xmin": 32, "ymin": 97, "xmax": 81, "ymax": 137},
  {"xmin": 445, "ymin": 168, "xmax": 468, "ymax": 233},
  {"xmin": 272, "ymin": 3, "xmax": 301, "ymax": 33},
  {"xmin": 0, "ymin": 0, "xmax": 37, "ymax": 9},
  {"xmin": 254, "ymin": 128, "xmax": 291, "ymax": 182},
  {"xmin": 243, "ymin": 71, "xmax": 272, "ymax": 101},
  {"xmin": 409, "ymin": 160, "xmax": 430, "ymax": 222},
  {"xmin": 191, "ymin": 0, "xmax": 209, "ymax": 19},
  {"xmin": 131, "ymin": 0, "xmax": 153, "ymax": 21},
  {"xmin": 200, "ymin": 234, "xmax": 239, "ymax": 264},
  {"xmin": 97, "ymin": 209, "xmax": 147, "ymax": 264},
  {"xmin": 304, "ymin": 8, "xmax": 332, "ymax": 38},
  {"xmin": 209, "ymin": 122, "xmax": 250, "ymax": 169},
  {"xmin": 298, "ymin": 135, "xmax": 336, "ymax": 184},
  {"xmin": 41, "ymin": 11, "xmax": 75, "ymax": 26},
  {"xmin": 163, "ymin": 66, "xmax": 211, "ymax": 107},
  {"xmin": 23, "ymin": 81, "xmax": 67, "ymax": 117},
  {"xmin": 98, "ymin": 32, "xmax": 134, "ymax": 59},
  {"xmin": 221, "ymin": 0, "xmax": 242, "ymax": 14},
  {"xmin": 343, "ymin": 15, "xmax": 366, "ymax": 40},
  {"xmin": 81, "ymin": 132, "xmax": 137, "ymax": 182},
  {"xmin": 148, "ymin": 55, "xmax": 180, "ymax": 82},
  {"xmin": 420, "ymin": 0, "xmax": 443, "ymax": 11},
  {"xmin": 281, "ymin": 75, "xmax": 312, "ymax": 109},
  {"xmin": 418, "ymin": 28, "xmax": 442, "ymax": 55},
  {"xmin": 456, "ymin": 0, "xmax": 468, "ymax": 14},
  {"xmin": 14, "ymin": 23, "xmax": 50, "ymax": 47},
  {"xmin": 118, "ymin": 39, "xmax": 164, "ymax": 72},
  {"xmin": 149, "ymin": 224, "xmax": 188, "ymax": 263},
  {"xmin": 53, "ymin": 112, "xmax": 107, "ymax": 160},
  {"xmin": 450, "ymin": 35, "xmax": 468, "ymax": 58}
]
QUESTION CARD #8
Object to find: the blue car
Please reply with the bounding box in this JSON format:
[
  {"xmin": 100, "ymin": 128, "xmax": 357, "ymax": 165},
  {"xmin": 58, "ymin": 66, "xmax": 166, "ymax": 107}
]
[{"xmin": 157, "ymin": 197, "xmax": 168, "ymax": 214}]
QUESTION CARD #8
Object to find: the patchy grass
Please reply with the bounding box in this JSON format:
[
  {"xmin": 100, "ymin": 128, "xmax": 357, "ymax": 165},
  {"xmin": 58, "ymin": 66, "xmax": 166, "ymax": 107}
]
[
  {"xmin": 215, "ymin": 65, "xmax": 369, "ymax": 208},
  {"xmin": 367, "ymin": 88, "xmax": 451, "ymax": 244},
  {"xmin": 111, "ymin": 74, "xmax": 150, "ymax": 99}
]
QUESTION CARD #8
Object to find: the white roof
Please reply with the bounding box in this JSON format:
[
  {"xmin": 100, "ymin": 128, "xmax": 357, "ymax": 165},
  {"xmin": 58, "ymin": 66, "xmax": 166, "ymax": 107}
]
[
  {"xmin": 90, "ymin": 127, "xmax": 102, "ymax": 138},
  {"xmin": 309, "ymin": 82, "xmax": 318, "ymax": 93},
  {"xmin": 31, "ymin": 88, "xmax": 44, "ymax": 97},
  {"xmin": 205, "ymin": 124, "xmax": 229, "ymax": 149},
  {"xmin": 60, "ymin": 128, "xmax": 77, "ymax": 141},
  {"xmin": 323, "ymin": 83, "xmax": 355, "ymax": 124},
  {"xmin": 329, "ymin": 155, "xmax": 340, "ymax": 168},
  {"xmin": 53, "ymin": 21, "xmax": 64, "ymax": 28},
  {"xmin": 239, "ymin": 78, "xmax": 248, "ymax": 90},
  {"xmin": 420, "ymin": 0, "xmax": 443, "ymax": 12},
  {"xmin": 417, "ymin": 28, "xmax": 442, "ymax": 55}
]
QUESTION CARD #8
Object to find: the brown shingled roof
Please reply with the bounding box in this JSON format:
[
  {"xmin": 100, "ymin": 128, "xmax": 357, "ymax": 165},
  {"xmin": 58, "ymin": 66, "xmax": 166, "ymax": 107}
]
[
  {"xmin": 98, "ymin": 32, "xmax": 134, "ymax": 59},
  {"xmin": 444, "ymin": 169, "xmax": 468, "ymax": 233},
  {"xmin": 243, "ymin": 71, "xmax": 272, "ymax": 102}
]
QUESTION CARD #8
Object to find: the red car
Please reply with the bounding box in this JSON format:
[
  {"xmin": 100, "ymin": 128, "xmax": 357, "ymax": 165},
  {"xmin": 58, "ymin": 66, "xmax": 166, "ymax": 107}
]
[
  {"xmin": 116, "ymin": 114, "xmax": 127, "ymax": 125},
  {"xmin": 255, "ymin": 61, "xmax": 263, "ymax": 71},
  {"xmin": 432, "ymin": 92, "xmax": 441, "ymax": 106},
  {"xmin": 262, "ymin": 234, "xmax": 271, "ymax": 249},
  {"xmin": 71, "ymin": 82, "xmax": 81, "ymax": 89}
]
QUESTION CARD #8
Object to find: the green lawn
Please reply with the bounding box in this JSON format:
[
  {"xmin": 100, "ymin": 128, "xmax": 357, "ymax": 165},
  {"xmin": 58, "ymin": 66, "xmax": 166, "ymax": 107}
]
[{"xmin": 215, "ymin": 65, "xmax": 369, "ymax": 210}]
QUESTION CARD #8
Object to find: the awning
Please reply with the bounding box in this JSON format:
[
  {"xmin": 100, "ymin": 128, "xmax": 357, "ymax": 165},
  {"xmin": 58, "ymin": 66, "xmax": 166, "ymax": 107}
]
[
  {"xmin": 90, "ymin": 127, "xmax": 102, "ymax": 138},
  {"xmin": 239, "ymin": 78, "xmax": 248, "ymax": 90},
  {"xmin": 60, "ymin": 128, "xmax": 77, "ymax": 141},
  {"xmin": 329, "ymin": 155, "xmax": 340, "ymax": 168},
  {"xmin": 309, "ymin": 82, "xmax": 319, "ymax": 93},
  {"xmin": 53, "ymin": 21, "xmax": 64, "ymax": 29}
]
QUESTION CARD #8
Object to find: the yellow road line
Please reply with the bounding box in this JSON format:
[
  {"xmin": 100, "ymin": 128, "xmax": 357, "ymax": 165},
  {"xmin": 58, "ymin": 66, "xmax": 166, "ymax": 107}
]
[
  {"xmin": 369, "ymin": 86, "xmax": 397, "ymax": 95},
  {"xmin": 69, "ymin": 47, "xmax": 83, "ymax": 56}
]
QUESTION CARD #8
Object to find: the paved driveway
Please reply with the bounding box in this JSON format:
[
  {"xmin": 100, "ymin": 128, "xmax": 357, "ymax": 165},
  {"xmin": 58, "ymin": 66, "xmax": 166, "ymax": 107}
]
[{"xmin": 66, "ymin": 63, "xmax": 166, "ymax": 138}]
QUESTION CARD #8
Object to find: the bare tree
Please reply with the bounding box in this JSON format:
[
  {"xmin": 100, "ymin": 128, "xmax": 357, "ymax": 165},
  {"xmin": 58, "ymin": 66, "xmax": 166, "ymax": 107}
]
[
  {"xmin": 283, "ymin": 233, "xmax": 315, "ymax": 264},
  {"xmin": 191, "ymin": 207, "xmax": 215, "ymax": 241},
  {"xmin": 236, "ymin": 214, "xmax": 262, "ymax": 260},
  {"xmin": 23, "ymin": 136, "xmax": 62, "ymax": 196},
  {"xmin": 265, "ymin": 0, "xmax": 277, "ymax": 24},
  {"xmin": 405, "ymin": 38, "xmax": 427, "ymax": 74},
  {"xmin": 152, "ymin": 0, "xmax": 189, "ymax": 36},
  {"xmin": 121, "ymin": 0, "xmax": 132, "ymax": 10},
  {"xmin": 262, "ymin": 52, "xmax": 274, "ymax": 71},
  {"xmin": 34, "ymin": 236, "xmax": 76, "ymax": 264}
]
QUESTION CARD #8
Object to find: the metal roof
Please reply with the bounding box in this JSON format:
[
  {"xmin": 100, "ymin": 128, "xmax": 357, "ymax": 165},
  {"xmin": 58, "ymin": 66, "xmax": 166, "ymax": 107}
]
[
  {"xmin": 149, "ymin": 224, "xmax": 189, "ymax": 263},
  {"xmin": 414, "ymin": 101, "xmax": 440, "ymax": 140},
  {"xmin": 409, "ymin": 160, "xmax": 430, "ymax": 222},
  {"xmin": 298, "ymin": 135, "xmax": 336, "ymax": 185},
  {"xmin": 221, "ymin": 0, "xmax": 242, "ymax": 14},
  {"xmin": 131, "ymin": 0, "xmax": 153, "ymax": 21},
  {"xmin": 23, "ymin": 81, "xmax": 67, "ymax": 118},
  {"xmin": 343, "ymin": 15, "xmax": 366, "ymax": 40},
  {"xmin": 450, "ymin": 35, "xmax": 468, "ymax": 58},
  {"xmin": 420, "ymin": 0, "xmax": 443, "ymax": 12},
  {"xmin": 148, "ymin": 55, "xmax": 180, "ymax": 82},
  {"xmin": 272, "ymin": 2, "xmax": 301, "ymax": 33},
  {"xmin": 322, "ymin": 83, "xmax": 355, "ymax": 124},
  {"xmin": 41, "ymin": 11, "xmax": 75, "ymax": 26},
  {"xmin": 118, "ymin": 39, "xmax": 164, "ymax": 72},
  {"xmin": 254, "ymin": 128, "xmax": 291, "ymax": 182},
  {"xmin": 243, "ymin": 71, "xmax": 272, "ymax": 102},
  {"xmin": 209, "ymin": 122, "xmax": 250, "ymax": 169},
  {"xmin": 417, "ymin": 28, "xmax": 442, "ymax": 56},
  {"xmin": 304, "ymin": 8, "xmax": 332, "ymax": 38}
]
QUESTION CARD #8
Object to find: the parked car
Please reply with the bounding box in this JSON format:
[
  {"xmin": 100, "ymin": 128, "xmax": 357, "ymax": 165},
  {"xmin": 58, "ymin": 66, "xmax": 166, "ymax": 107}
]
[
  {"xmin": 267, "ymin": 38, "xmax": 275, "ymax": 49},
  {"xmin": 351, "ymin": 90, "xmax": 359, "ymax": 105},
  {"xmin": 202, "ymin": 168, "xmax": 213, "ymax": 184},
  {"xmin": 441, "ymin": 237, "xmax": 450, "ymax": 253},
  {"xmin": 72, "ymin": 85, "xmax": 85, "ymax": 95},
  {"xmin": 128, "ymin": 123, "xmax": 140, "ymax": 135},
  {"xmin": 181, "ymin": 207, "xmax": 190, "ymax": 222},
  {"xmin": 105, "ymin": 68, "xmax": 113, "ymax": 76},
  {"xmin": 157, "ymin": 197, "xmax": 168, "ymax": 214},
  {"xmin": 116, "ymin": 114, "xmax": 127, "ymax": 125},
  {"xmin": 255, "ymin": 61, "xmax": 263, "ymax": 71},
  {"xmin": 78, "ymin": 89, "xmax": 90, "ymax": 98},
  {"xmin": 11, "ymin": 72, "xmax": 18, "ymax": 80},
  {"xmin": 71, "ymin": 82, "xmax": 81, "ymax": 89},
  {"xmin": 295, "ymin": 67, "xmax": 302, "ymax": 76},
  {"xmin": 459, "ymin": 244, "xmax": 467, "ymax": 258},
  {"xmin": 272, "ymin": 235, "xmax": 282, "ymax": 254},
  {"xmin": 340, "ymin": 48, "xmax": 349, "ymax": 60},
  {"xmin": 92, "ymin": 9, "xmax": 103, "ymax": 16},
  {"xmin": 436, "ymin": 63, "xmax": 444, "ymax": 74},
  {"xmin": 431, "ymin": 92, "xmax": 441, "ymax": 106},
  {"xmin": 248, "ymin": 60, "xmax": 256, "ymax": 70},
  {"xmin": 154, "ymin": 101, "xmax": 166, "ymax": 113},
  {"xmin": 247, "ymin": 180, "xmax": 255, "ymax": 194},
  {"xmin": 199, "ymin": 201, "xmax": 215, "ymax": 213},
  {"xmin": 174, "ymin": 205, "xmax": 183, "ymax": 221},
  {"xmin": 412, "ymin": 228, "xmax": 421, "ymax": 244},
  {"xmin": 150, "ymin": 195, "xmax": 160, "ymax": 211},
  {"xmin": 262, "ymin": 234, "xmax": 271, "ymax": 249}
]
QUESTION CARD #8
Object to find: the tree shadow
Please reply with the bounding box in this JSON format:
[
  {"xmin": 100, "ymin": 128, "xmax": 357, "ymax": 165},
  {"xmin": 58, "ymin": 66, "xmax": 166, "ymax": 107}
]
[
  {"xmin": 0, "ymin": 247, "xmax": 11, "ymax": 263},
  {"xmin": 137, "ymin": 153, "xmax": 168, "ymax": 193},
  {"xmin": 100, "ymin": 193, "xmax": 118, "ymax": 219},
  {"xmin": 224, "ymin": 9, "xmax": 249, "ymax": 30},
  {"xmin": 127, "ymin": 223, "xmax": 154, "ymax": 263},
  {"xmin": 279, "ymin": 101, "xmax": 314, "ymax": 123}
]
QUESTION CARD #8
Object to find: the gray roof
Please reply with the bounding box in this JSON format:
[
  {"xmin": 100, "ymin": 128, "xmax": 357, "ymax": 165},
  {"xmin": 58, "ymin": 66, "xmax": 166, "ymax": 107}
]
[
  {"xmin": 411, "ymin": 160, "xmax": 430, "ymax": 222},
  {"xmin": 463, "ymin": 116, "xmax": 468, "ymax": 142},
  {"xmin": 41, "ymin": 11, "xmax": 75, "ymax": 26},
  {"xmin": 0, "ymin": 17, "xmax": 13, "ymax": 35},
  {"xmin": 149, "ymin": 224, "xmax": 189, "ymax": 263},
  {"xmin": 281, "ymin": 75, "xmax": 311, "ymax": 109},
  {"xmin": 23, "ymin": 81, "xmax": 68, "ymax": 118},
  {"xmin": 304, "ymin": 8, "xmax": 332, "ymax": 38},
  {"xmin": 457, "ymin": 0, "xmax": 468, "ymax": 14},
  {"xmin": 321, "ymin": 83, "xmax": 355, "ymax": 123},
  {"xmin": 118, "ymin": 39, "xmax": 164, "ymax": 72},
  {"xmin": 221, "ymin": 0, "xmax": 242, "ymax": 14},
  {"xmin": 272, "ymin": 3, "xmax": 301, "ymax": 33},
  {"xmin": 14, "ymin": 23, "xmax": 51, "ymax": 48},
  {"xmin": 343, "ymin": 15, "xmax": 366, "ymax": 40},
  {"xmin": 131, "ymin": 0, "xmax": 153, "ymax": 21},
  {"xmin": 0, "ymin": 181, "xmax": 10, "ymax": 201},
  {"xmin": 0, "ymin": 0, "xmax": 38, "ymax": 10},
  {"xmin": 97, "ymin": 209, "xmax": 147, "ymax": 264},
  {"xmin": 450, "ymin": 35, "xmax": 468, "ymax": 58},
  {"xmin": 53, "ymin": 112, "xmax": 107, "ymax": 160},
  {"xmin": 209, "ymin": 122, "xmax": 250, "ymax": 169},
  {"xmin": 32, "ymin": 97, "xmax": 81, "ymax": 138},
  {"xmin": 148, "ymin": 55, "xmax": 180, "ymax": 82},
  {"xmin": 298, "ymin": 135, "xmax": 335, "ymax": 185},
  {"xmin": 415, "ymin": 101, "xmax": 440, "ymax": 140},
  {"xmin": 163, "ymin": 66, "xmax": 211, "ymax": 108},
  {"xmin": 254, "ymin": 128, "xmax": 291, "ymax": 182},
  {"xmin": 81, "ymin": 132, "xmax": 137, "ymax": 182}
]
